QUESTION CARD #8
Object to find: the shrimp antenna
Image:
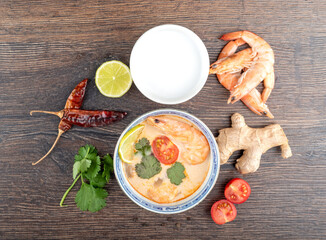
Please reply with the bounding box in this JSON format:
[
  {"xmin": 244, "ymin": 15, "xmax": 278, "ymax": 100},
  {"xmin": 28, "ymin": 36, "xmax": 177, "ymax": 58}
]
[
  {"xmin": 32, "ymin": 129, "xmax": 64, "ymax": 165},
  {"xmin": 30, "ymin": 110, "xmax": 63, "ymax": 118}
]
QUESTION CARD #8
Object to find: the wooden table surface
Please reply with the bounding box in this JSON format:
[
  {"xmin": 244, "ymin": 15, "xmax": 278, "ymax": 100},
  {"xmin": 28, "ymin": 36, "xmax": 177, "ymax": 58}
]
[{"xmin": 1, "ymin": 0, "xmax": 326, "ymax": 239}]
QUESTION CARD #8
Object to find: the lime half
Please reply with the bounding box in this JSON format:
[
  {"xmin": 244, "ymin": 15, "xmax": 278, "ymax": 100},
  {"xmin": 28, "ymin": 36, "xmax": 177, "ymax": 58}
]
[
  {"xmin": 95, "ymin": 60, "xmax": 132, "ymax": 98},
  {"xmin": 119, "ymin": 125, "xmax": 144, "ymax": 164}
]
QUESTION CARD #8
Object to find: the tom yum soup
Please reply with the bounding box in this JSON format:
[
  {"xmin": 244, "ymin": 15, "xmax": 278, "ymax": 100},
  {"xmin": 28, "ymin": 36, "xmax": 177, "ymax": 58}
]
[{"xmin": 120, "ymin": 115, "xmax": 210, "ymax": 204}]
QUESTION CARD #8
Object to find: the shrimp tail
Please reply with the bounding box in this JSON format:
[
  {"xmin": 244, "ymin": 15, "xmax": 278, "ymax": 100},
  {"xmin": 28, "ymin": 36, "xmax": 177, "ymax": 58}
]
[{"xmin": 261, "ymin": 69, "xmax": 275, "ymax": 103}]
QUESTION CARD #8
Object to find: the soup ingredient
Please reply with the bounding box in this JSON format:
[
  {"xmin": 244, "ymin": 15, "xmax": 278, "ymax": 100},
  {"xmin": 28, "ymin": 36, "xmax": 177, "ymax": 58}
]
[
  {"xmin": 211, "ymin": 200, "xmax": 237, "ymax": 225},
  {"xmin": 135, "ymin": 137, "xmax": 152, "ymax": 156},
  {"xmin": 32, "ymin": 109, "xmax": 127, "ymax": 127},
  {"xmin": 224, "ymin": 178, "xmax": 251, "ymax": 204},
  {"xmin": 102, "ymin": 153, "xmax": 114, "ymax": 182},
  {"xmin": 217, "ymin": 113, "xmax": 292, "ymax": 174},
  {"xmin": 147, "ymin": 116, "xmax": 209, "ymax": 165},
  {"xmin": 210, "ymin": 47, "xmax": 253, "ymax": 74},
  {"xmin": 60, "ymin": 144, "xmax": 114, "ymax": 212},
  {"xmin": 209, "ymin": 39, "xmax": 273, "ymax": 118},
  {"xmin": 152, "ymin": 136, "xmax": 179, "ymax": 165},
  {"xmin": 30, "ymin": 78, "xmax": 127, "ymax": 165},
  {"xmin": 30, "ymin": 78, "xmax": 87, "ymax": 165},
  {"xmin": 118, "ymin": 125, "xmax": 145, "ymax": 163},
  {"xmin": 75, "ymin": 182, "xmax": 108, "ymax": 212},
  {"xmin": 213, "ymin": 31, "xmax": 275, "ymax": 104},
  {"xmin": 135, "ymin": 155, "xmax": 162, "ymax": 179},
  {"xmin": 95, "ymin": 60, "xmax": 132, "ymax": 98},
  {"xmin": 63, "ymin": 78, "xmax": 88, "ymax": 109},
  {"xmin": 147, "ymin": 182, "xmax": 178, "ymax": 203},
  {"xmin": 167, "ymin": 162, "xmax": 186, "ymax": 185}
]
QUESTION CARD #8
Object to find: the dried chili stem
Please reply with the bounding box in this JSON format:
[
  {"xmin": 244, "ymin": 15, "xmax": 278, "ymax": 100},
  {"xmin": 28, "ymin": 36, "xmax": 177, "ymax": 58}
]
[
  {"xmin": 32, "ymin": 129, "xmax": 64, "ymax": 165},
  {"xmin": 30, "ymin": 110, "xmax": 63, "ymax": 118}
]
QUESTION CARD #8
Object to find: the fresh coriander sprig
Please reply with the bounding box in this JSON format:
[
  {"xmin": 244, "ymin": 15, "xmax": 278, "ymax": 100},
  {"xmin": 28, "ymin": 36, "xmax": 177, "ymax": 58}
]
[
  {"xmin": 60, "ymin": 144, "xmax": 114, "ymax": 212},
  {"xmin": 134, "ymin": 138, "xmax": 162, "ymax": 179},
  {"xmin": 135, "ymin": 138, "xmax": 152, "ymax": 156},
  {"xmin": 167, "ymin": 162, "xmax": 186, "ymax": 185},
  {"xmin": 135, "ymin": 155, "xmax": 162, "ymax": 179}
]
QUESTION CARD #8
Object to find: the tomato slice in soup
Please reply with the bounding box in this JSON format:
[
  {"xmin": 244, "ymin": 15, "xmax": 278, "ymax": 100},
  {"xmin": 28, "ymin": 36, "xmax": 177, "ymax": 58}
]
[
  {"xmin": 211, "ymin": 200, "xmax": 237, "ymax": 225},
  {"xmin": 152, "ymin": 136, "xmax": 179, "ymax": 165}
]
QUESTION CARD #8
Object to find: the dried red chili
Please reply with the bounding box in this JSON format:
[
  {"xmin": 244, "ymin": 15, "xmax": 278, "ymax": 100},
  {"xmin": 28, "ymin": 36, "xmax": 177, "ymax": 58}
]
[
  {"xmin": 30, "ymin": 78, "xmax": 127, "ymax": 165},
  {"xmin": 61, "ymin": 109, "xmax": 126, "ymax": 127},
  {"xmin": 64, "ymin": 78, "xmax": 88, "ymax": 109},
  {"xmin": 58, "ymin": 78, "xmax": 89, "ymax": 132}
]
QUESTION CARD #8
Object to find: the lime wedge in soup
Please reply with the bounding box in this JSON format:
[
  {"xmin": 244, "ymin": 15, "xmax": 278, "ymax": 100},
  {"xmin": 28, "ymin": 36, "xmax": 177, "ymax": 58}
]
[{"xmin": 119, "ymin": 125, "xmax": 144, "ymax": 163}]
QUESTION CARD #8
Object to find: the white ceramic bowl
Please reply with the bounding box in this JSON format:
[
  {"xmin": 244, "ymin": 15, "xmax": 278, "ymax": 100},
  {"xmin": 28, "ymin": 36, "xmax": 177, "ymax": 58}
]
[
  {"xmin": 114, "ymin": 109, "xmax": 220, "ymax": 214},
  {"xmin": 130, "ymin": 25, "xmax": 209, "ymax": 104}
]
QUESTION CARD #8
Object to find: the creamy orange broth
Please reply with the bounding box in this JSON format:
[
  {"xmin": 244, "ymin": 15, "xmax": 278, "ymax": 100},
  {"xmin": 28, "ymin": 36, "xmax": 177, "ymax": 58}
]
[{"xmin": 122, "ymin": 115, "xmax": 210, "ymax": 204}]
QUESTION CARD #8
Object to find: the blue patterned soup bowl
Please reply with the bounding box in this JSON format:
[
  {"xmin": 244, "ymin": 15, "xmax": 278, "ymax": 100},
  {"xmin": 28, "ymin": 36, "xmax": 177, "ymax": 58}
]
[{"xmin": 113, "ymin": 109, "xmax": 220, "ymax": 214}]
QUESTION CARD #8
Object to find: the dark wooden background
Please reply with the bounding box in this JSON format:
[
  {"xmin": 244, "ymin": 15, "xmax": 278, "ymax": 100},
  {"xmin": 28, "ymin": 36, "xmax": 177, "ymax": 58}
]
[{"xmin": 1, "ymin": 0, "xmax": 325, "ymax": 239}]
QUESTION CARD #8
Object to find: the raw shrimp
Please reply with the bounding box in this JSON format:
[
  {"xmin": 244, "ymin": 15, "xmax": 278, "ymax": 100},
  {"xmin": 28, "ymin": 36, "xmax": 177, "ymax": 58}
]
[
  {"xmin": 218, "ymin": 31, "xmax": 275, "ymax": 104},
  {"xmin": 210, "ymin": 39, "xmax": 274, "ymax": 118},
  {"xmin": 146, "ymin": 116, "xmax": 210, "ymax": 165}
]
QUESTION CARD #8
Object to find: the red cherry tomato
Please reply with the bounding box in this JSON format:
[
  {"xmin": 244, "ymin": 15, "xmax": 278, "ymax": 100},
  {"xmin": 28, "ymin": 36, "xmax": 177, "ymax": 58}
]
[
  {"xmin": 211, "ymin": 199, "xmax": 237, "ymax": 225},
  {"xmin": 151, "ymin": 136, "xmax": 179, "ymax": 165},
  {"xmin": 224, "ymin": 178, "xmax": 251, "ymax": 204}
]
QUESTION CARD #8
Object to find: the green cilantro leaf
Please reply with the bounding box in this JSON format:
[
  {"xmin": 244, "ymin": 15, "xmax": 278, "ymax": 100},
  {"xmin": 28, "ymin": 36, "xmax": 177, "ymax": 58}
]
[
  {"xmin": 74, "ymin": 144, "xmax": 97, "ymax": 162},
  {"xmin": 167, "ymin": 162, "xmax": 186, "ymax": 185},
  {"xmin": 102, "ymin": 154, "xmax": 114, "ymax": 183},
  {"xmin": 75, "ymin": 183, "xmax": 92, "ymax": 211},
  {"xmin": 73, "ymin": 144, "xmax": 97, "ymax": 179},
  {"xmin": 60, "ymin": 144, "xmax": 114, "ymax": 212},
  {"xmin": 135, "ymin": 138, "xmax": 151, "ymax": 156},
  {"xmin": 135, "ymin": 138, "xmax": 150, "ymax": 150},
  {"xmin": 83, "ymin": 155, "xmax": 101, "ymax": 180},
  {"xmin": 73, "ymin": 159, "xmax": 91, "ymax": 179},
  {"xmin": 135, "ymin": 155, "xmax": 162, "ymax": 179},
  {"xmin": 80, "ymin": 159, "xmax": 92, "ymax": 172},
  {"xmin": 73, "ymin": 161, "xmax": 81, "ymax": 179},
  {"xmin": 88, "ymin": 188, "xmax": 108, "ymax": 212},
  {"xmin": 90, "ymin": 174, "xmax": 107, "ymax": 188},
  {"xmin": 75, "ymin": 183, "xmax": 108, "ymax": 212}
]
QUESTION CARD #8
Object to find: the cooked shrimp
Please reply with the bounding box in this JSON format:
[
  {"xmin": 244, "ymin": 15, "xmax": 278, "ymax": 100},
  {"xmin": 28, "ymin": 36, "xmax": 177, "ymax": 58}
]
[
  {"xmin": 210, "ymin": 39, "xmax": 274, "ymax": 118},
  {"xmin": 210, "ymin": 39, "xmax": 249, "ymax": 89},
  {"xmin": 241, "ymin": 88, "xmax": 274, "ymax": 118},
  {"xmin": 209, "ymin": 48, "xmax": 254, "ymax": 75},
  {"xmin": 218, "ymin": 31, "xmax": 274, "ymax": 104},
  {"xmin": 261, "ymin": 69, "xmax": 274, "ymax": 103},
  {"xmin": 146, "ymin": 116, "xmax": 210, "ymax": 165},
  {"xmin": 147, "ymin": 182, "xmax": 179, "ymax": 203}
]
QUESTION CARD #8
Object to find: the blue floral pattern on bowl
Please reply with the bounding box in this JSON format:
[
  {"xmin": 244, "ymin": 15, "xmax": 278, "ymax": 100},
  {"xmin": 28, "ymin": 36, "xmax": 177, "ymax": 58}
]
[{"xmin": 114, "ymin": 109, "xmax": 220, "ymax": 214}]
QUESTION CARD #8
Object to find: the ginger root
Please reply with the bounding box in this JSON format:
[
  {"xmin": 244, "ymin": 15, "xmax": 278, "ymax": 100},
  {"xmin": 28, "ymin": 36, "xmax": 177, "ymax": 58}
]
[{"xmin": 216, "ymin": 113, "xmax": 292, "ymax": 174}]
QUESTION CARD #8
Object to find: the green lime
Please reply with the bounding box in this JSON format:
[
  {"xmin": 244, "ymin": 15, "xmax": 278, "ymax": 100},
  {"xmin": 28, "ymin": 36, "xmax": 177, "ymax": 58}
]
[
  {"xmin": 119, "ymin": 125, "xmax": 144, "ymax": 164},
  {"xmin": 95, "ymin": 60, "xmax": 132, "ymax": 98}
]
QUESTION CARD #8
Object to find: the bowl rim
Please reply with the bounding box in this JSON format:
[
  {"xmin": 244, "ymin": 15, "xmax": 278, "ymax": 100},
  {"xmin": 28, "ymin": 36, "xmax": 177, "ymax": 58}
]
[
  {"xmin": 130, "ymin": 24, "xmax": 210, "ymax": 104},
  {"xmin": 113, "ymin": 109, "xmax": 220, "ymax": 214}
]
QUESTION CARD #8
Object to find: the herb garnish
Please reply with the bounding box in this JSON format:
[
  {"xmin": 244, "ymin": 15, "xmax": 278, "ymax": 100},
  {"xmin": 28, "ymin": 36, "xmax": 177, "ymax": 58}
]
[
  {"xmin": 135, "ymin": 155, "xmax": 162, "ymax": 179},
  {"xmin": 134, "ymin": 138, "xmax": 162, "ymax": 179},
  {"xmin": 135, "ymin": 137, "xmax": 152, "ymax": 156},
  {"xmin": 167, "ymin": 162, "xmax": 186, "ymax": 185},
  {"xmin": 60, "ymin": 144, "xmax": 114, "ymax": 212}
]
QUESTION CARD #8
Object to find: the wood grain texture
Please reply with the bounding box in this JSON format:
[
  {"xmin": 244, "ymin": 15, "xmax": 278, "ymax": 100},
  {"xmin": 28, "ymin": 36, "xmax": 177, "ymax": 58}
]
[{"xmin": 1, "ymin": 0, "xmax": 326, "ymax": 239}]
